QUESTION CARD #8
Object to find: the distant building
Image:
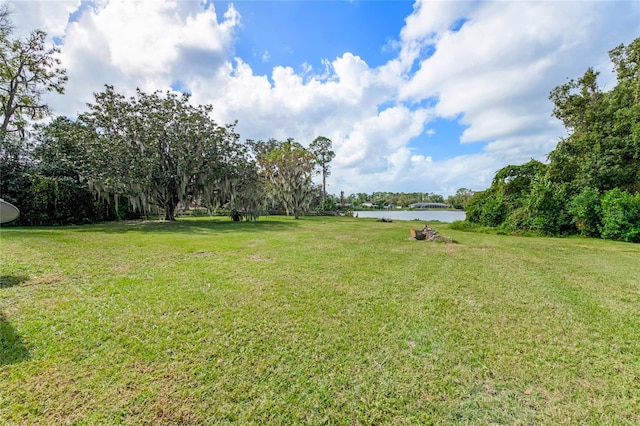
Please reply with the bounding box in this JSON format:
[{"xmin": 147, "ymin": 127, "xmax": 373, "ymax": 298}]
[{"xmin": 408, "ymin": 202, "xmax": 449, "ymax": 209}]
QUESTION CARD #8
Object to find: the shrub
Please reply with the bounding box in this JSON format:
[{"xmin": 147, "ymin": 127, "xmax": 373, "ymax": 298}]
[
  {"xmin": 600, "ymin": 188, "xmax": 640, "ymax": 242},
  {"xmin": 466, "ymin": 190, "xmax": 507, "ymax": 226},
  {"xmin": 568, "ymin": 187, "xmax": 602, "ymax": 237},
  {"xmin": 527, "ymin": 178, "xmax": 571, "ymax": 235},
  {"xmin": 479, "ymin": 193, "xmax": 507, "ymax": 227}
]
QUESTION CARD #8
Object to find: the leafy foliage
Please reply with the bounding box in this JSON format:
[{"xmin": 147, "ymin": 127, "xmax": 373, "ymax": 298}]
[
  {"xmin": 76, "ymin": 86, "xmax": 249, "ymax": 221},
  {"xmin": 0, "ymin": 15, "xmax": 67, "ymax": 139},
  {"xmin": 0, "ymin": 117, "xmax": 124, "ymax": 226},
  {"xmin": 0, "ymin": 11, "xmax": 104, "ymax": 226},
  {"xmin": 567, "ymin": 187, "xmax": 601, "ymax": 237},
  {"xmin": 309, "ymin": 136, "xmax": 335, "ymax": 204},
  {"xmin": 466, "ymin": 38, "xmax": 640, "ymax": 241},
  {"xmin": 258, "ymin": 139, "xmax": 316, "ymax": 219},
  {"xmin": 600, "ymin": 188, "xmax": 640, "ymax": 242}
]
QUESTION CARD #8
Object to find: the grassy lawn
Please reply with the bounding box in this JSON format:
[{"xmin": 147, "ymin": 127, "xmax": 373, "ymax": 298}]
[{"xmin": 1, "ymin": 216, "xmax": 639, "ymax": 424}]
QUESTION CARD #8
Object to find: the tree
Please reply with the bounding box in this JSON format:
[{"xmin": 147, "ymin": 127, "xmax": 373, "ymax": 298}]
[
  {"xmin": 28, "ymin": 117, "xmax": 112, "ymax": 224},
  {"xmin": 0, "ymin": 117, "xmax": 118, "ymax": 226},
  {"xmin": 0, "ymin": 4, "xmax": 12, "ymax": 41},
  {"xmin": 0, "ymin": 13, "xmax": 67, "ymax": 142},
  {"xmin": 466, "ymin": 38, "xmax": 640, "ymax": 240},
  {"xmin": 78, "ymin": 86, "xmax": 246, "ymax": 221},
  {"xmin": 247, "ymin": 138, "xmax": 283, "ymax": 161},
  {"xmin": 309, "ymin": 136, "xmax": 335, "ymax": 206},
  {"xmin": 0, "ymin": 7, "xmax": 75, "ymax": 226},
  {"xmin": 547, "ymin": 39, "xmax": 640, "ymax": 194},
  {"xmin": 222, "ymin": 153, "xmax": 266, "ymax": 221},
  {"xmin": 447, "ymin": 188, "xmax": 475, "ymax": 210},
  {"xmin": 259, "ymin": 139, "xmax": 316, "ymax": 219}
]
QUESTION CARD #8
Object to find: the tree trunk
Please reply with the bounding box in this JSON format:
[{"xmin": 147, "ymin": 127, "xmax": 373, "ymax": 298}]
[
  {"xmin": 164, "ymin": 206, "xmax": 175, "ymax": 221},
  {"xmin": 164, "ymin": 198, "xmax": 177, "ymax": 221},
  {"xmin": 322, "ymin": 173, "xmax": 326, "ymax": 206}
]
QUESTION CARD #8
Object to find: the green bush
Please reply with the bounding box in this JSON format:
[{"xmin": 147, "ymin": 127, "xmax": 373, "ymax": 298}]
[
  {"xmin": 317, "ymin": 197, "xmax": 337, "ymax": 212},
  {"xmin": 466, "ymin": 190, "xmax": 507, "ymax": 226},
  {"xmin": 501, "ymin": 206, "xmax": 533, "ymax": 232},
  {"xmin": 479, "ymin": 193, "xmax": 507, "ymax": 227},
  {"xmin": 568, "ymin": 187, "xmax": 602, "ymax": 237},
  {"xmin": 527, "ymin": 178, "xmax": 571, "ymax": 235},
  {"xmin": 600, "ymin": 188, "xmax": 640, "ymax": 242},
  {"xmin": 0, "ymin": 158, "xmax": 121, "ymax": 226}
]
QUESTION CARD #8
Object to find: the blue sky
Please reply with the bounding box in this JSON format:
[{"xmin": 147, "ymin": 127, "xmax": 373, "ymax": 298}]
[
  {"xmin": 225, "ymin": 1, "xmax": 415, "ymax": 73},
  {"xmin": 6, "ymin": 0, "xmax": 640, "ymax": 196},
  {"xmin": 221, "ymin": 0, "xmax": 479, "ymax": 162}
]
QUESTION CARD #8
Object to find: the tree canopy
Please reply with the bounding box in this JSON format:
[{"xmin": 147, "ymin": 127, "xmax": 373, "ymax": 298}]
[
  {"xmin": 0, "ymin": 7, "xmax": 66, "ymax": 162},
  {"xmin": 76, "ymin": 86, "xmax": 248, "ymax": 221},
  {"xmin": 467, "ymin": 37, "xmax": 640, "ymax": 242},
  {"xmin": 258, "ymin": 139, "xmax": 316, "ymax": 219},
  {"xmin": 0, "ymin": 14, "xmax": 67, "ymax": 138},
  {"xmin": 309, "ymin": 136, "xmax": 335, "ymax": 207}
]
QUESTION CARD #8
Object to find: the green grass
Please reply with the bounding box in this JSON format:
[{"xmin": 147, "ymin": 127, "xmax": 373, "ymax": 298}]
[{"xmin": 1, "ymin": 216, "xmax": 639, "ymax": 424}]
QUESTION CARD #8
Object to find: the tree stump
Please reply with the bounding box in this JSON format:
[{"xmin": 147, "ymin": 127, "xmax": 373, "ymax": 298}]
[
  {"xmin": 410, "ymin": 228, "xmax": 427, "ymax": 240},
  {"xmin": 411, "ymin": 225, "xmax": 438, "ymax": 241}
]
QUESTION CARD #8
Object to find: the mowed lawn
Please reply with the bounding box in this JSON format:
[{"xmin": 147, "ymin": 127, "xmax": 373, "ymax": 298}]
[{"xmin": 1, "ymin": 216, "xmax": 639, "ymax": 424}]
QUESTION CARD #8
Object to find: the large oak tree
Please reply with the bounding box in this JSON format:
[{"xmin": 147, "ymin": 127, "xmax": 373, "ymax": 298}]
[{"xmin": 78, "ymin": 86, "xmax": 248, "ymax": 221}]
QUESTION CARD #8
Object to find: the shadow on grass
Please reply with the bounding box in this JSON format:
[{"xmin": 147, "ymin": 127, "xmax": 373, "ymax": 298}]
[
  {"xmin": 68, "ymin": 217, "xmax": 300, "ymax": 235},
  {"xmin": 1, "ymin": 275, "xmax": 30, "ymax": 364},
  {"xmin": 0, "ymin": 274, "xmax": 28, "ymax": 289},
  {"xmin": 0, "ymin": 313, "xmax": 30, "ymax": 365}
]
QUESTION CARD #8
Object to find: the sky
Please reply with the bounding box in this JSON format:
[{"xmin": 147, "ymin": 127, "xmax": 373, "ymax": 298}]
[{"xmin": 5, "ymin": 0, "xmax": 639, "ymax": 196}]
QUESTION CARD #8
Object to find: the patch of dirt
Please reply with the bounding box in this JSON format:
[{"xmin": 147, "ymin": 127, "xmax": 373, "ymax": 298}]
[
  {"xmin": 24, "ymin": 273, "xmax": 65, "ymax": 287},
  {"xmin": 111, "ymin": 265, "xmax": 131, "ymax": 273},
  {"xmin": 248, "ymin": 254, "xmax": 273, "ymax": 262},
  {"xmin": 192, "ymin": 251, "xmax": 216, "ymax": 257}
]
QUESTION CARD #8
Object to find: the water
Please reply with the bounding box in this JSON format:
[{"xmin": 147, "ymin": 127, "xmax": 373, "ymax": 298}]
[{"xmin": 354, "ymin": 209, "xmax": 466, "ymax": 223}]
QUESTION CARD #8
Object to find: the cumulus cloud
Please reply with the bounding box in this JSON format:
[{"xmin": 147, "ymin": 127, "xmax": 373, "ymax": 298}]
[
  {"xmin": 4, "ymin": 0, "xmax": 80, "ymax": 38},
  {"xmin": 6, "ymin": 0, "xmax": 639, "ymax": 196},
  {"xmin": 393, "ymin": 0, "xmax": 639, "ymax": 192},
  {"xmin": 36, "ymin": 0, "xmax": 240, "ymax": 117}
]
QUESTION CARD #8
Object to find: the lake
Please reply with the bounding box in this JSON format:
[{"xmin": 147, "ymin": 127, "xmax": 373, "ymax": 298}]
[{"xmin": 354, "ymin": 209, "xmax": 466, "ymax": 223}]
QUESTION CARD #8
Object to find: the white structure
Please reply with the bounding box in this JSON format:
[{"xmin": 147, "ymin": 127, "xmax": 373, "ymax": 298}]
[{"xmin": 0, "ymin": 198, "xmax": 20, "ymax": 224}]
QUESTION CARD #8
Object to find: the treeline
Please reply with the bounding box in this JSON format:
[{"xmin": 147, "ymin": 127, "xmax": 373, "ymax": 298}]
[
  {"xmin": 1, "ymin": 9, "xmax": 339, "ymax": 225},
  {"xmin": 327, "ymin": 188, "xmax": 474, "ymax": 210},
  {"xmin": 1, "ymin": 88, "xmax": 334, "ymax": 224},
  {"xmin": 466, "ymin": 38, "xmax": 640, "ymax": 242}
]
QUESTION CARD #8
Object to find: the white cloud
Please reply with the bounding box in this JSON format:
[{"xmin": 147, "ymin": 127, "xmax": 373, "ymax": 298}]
[
  {"xmin": 391, "ymin": 0, "xmax": 639, "ymax": 193},
  {"xmin": 398, "ymin": 0, "xmax": 475, "ymax": 69},
  {"xmin": 4, "ymin": 0, "xmax": 80, "ymax": 38},
  {"xmin": 35, "ymin": 0, "xmax": 240, "ymax": 117}
]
